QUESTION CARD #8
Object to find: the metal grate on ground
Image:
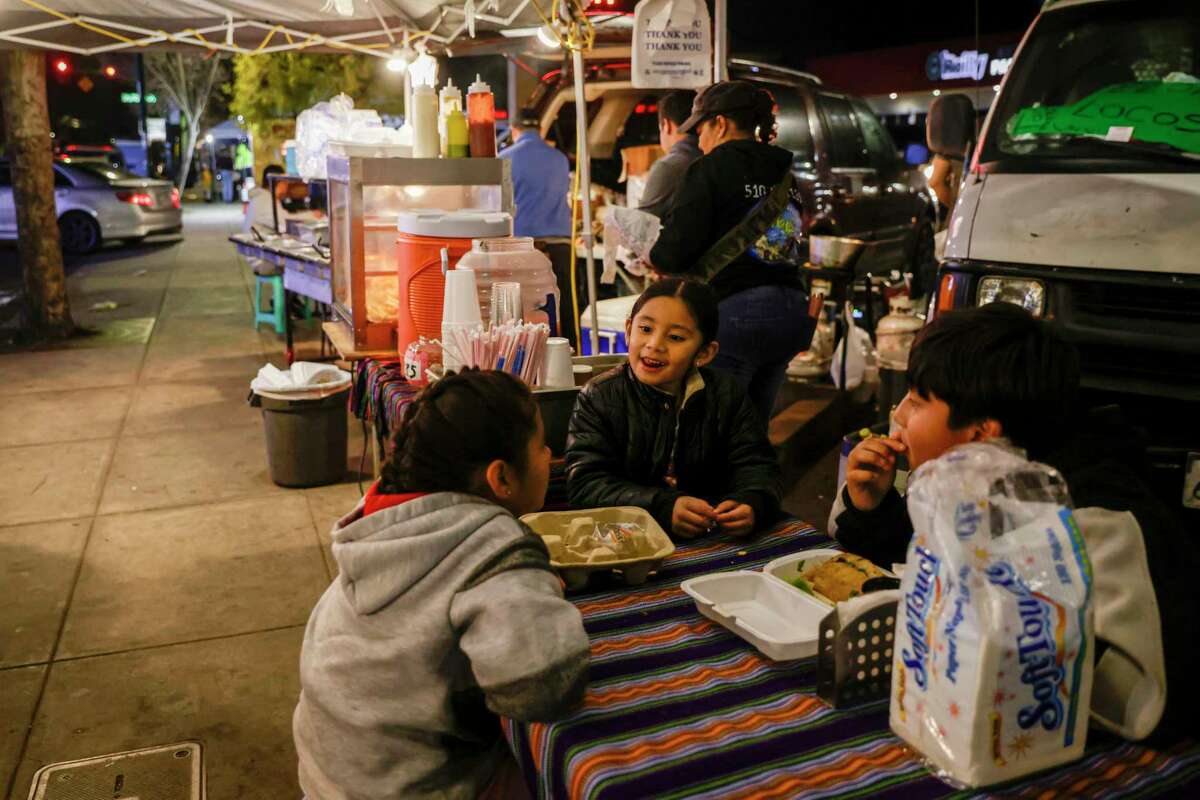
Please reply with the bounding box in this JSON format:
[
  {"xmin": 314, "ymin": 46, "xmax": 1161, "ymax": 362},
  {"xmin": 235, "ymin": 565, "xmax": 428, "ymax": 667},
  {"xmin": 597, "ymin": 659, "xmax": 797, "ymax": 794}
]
[{"xmin": 26, "ymin": 742, "xmax": 204, "ymax": 800}]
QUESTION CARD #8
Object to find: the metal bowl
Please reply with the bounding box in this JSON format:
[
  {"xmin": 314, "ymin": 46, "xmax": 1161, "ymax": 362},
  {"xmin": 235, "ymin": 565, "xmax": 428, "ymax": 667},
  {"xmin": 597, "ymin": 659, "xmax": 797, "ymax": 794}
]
[{"xmin": 808, "ymin": 235, "xmax": 866, "ymax": 270}]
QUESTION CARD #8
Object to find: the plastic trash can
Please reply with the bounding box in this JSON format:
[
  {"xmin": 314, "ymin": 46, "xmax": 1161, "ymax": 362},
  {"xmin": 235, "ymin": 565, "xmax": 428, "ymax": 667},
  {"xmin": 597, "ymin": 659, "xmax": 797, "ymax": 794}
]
[{"xmin": 254, "ymin": 387, "xmax": 350, "ymax": 487}]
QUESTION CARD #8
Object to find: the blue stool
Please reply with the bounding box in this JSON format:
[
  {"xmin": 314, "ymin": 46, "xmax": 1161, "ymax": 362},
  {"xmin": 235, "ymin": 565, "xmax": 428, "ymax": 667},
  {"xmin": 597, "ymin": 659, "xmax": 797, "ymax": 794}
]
[{"xmin": 254, "ymin": 273, "xmax": 286, "ymax": 334}]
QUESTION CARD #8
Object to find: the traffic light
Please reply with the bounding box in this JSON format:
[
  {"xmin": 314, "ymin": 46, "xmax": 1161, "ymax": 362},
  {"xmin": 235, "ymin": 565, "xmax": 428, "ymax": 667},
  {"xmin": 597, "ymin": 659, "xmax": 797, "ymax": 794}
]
[
  {"xmin": 103, "ymin": 65, "xmax": 117, "ymax": 78},
  {"xmin": 53, "ymin": 58, "xmax": 70, "ymax": 75}
]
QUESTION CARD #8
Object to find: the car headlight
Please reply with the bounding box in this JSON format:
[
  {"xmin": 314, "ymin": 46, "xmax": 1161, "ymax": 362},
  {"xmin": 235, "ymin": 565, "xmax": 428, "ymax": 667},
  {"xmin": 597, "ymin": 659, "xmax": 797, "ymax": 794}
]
[{"xmin": 977, "ymin": 277, "xmax": 1046, "ymax": 317}]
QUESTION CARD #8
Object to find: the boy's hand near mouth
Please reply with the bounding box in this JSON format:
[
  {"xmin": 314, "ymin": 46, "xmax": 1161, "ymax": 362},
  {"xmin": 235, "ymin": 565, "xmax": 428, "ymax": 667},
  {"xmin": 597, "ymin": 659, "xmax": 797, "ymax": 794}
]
[{"xmin": 846, "ymin": 436, "xmax": 907, "ymax": 512}]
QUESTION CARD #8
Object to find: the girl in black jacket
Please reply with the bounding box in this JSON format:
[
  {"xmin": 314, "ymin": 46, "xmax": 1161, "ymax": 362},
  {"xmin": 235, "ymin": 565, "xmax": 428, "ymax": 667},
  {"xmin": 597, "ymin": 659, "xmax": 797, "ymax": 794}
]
[{"xmin": 565, "ymin": 278, "xmax": 782, "ymax": 539}]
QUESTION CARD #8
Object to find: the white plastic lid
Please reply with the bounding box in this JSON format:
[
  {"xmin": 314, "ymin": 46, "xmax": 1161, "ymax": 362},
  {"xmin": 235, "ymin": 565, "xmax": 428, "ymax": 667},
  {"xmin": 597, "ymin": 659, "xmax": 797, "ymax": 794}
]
[
  {"xmin": 439, "ymin": 79, "xmax": 462, "ymax": 104},
  {"xmin": 397, "ymin": 209, "xmax": 512, "ymax": 239},
  {"xmin": 468, "ymin": 73, "xmax": 491, "ymax": 94}
]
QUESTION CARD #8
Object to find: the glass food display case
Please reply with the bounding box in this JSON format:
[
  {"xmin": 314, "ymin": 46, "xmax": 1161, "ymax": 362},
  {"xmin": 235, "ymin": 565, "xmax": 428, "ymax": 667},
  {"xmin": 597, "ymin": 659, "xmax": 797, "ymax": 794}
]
[{"xmin": 327, "ymin": 156, "xmax": 513, "ymax": 350}]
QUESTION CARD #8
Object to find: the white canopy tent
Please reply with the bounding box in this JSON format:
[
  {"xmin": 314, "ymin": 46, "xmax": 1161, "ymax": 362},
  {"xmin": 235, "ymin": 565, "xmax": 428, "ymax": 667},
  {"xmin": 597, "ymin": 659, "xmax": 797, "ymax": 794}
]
[
  {"xmin": 0, "ymin": 0, "xmax": 729, "ymax": 349},
  {"xmin": 0, "ymin": 0, "xmax": 545, "ymax": 57}
]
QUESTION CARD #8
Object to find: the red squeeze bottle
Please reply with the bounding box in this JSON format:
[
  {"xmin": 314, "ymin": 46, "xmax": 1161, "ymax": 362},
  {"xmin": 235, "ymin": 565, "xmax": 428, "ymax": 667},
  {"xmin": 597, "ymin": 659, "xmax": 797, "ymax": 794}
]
[{"xmin": 467, "ymin": 74, "xmax": 497, "ymax": 158}]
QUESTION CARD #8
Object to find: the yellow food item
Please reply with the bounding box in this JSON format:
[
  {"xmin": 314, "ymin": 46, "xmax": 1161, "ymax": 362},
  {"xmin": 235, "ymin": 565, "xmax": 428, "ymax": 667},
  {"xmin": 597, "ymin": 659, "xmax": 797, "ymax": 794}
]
[{"xmin": 803, "ymin": 554, "xmax": 886, "ymax": 603}]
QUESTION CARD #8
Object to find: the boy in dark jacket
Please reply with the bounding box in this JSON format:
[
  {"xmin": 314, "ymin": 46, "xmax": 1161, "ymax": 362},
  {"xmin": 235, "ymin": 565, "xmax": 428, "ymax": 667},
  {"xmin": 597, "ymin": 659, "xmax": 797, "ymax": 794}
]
[
  {"xmin": 566, "ymin": 278, "xmax": 782, "ymax": 538},
  {"xmin": 831, "ymin": 302, "xmax": 1198, "ymax": 743}
]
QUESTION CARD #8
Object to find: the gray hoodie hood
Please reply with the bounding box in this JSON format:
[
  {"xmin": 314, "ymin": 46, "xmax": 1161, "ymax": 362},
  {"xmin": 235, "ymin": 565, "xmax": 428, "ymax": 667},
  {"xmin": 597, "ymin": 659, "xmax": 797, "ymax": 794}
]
[{"xmin": 331, "ymin": 492, "xmax": 509, "ymax": 615}]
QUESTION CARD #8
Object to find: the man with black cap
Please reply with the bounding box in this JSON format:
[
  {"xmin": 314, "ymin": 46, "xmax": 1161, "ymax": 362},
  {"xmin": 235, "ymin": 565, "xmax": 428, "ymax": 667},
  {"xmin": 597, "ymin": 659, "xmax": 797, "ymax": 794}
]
[{"xmin": 648, "ymin": 80, "xmax": 814, "ymax": 425}]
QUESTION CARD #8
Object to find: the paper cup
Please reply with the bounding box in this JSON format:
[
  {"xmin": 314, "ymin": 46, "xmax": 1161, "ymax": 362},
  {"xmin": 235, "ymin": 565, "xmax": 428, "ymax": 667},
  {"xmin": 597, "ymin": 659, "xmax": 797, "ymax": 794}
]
[
  {"xmin": 542, "ymin": 337, "xmax": 574, "ymax": 388},
  {"xmin": 443, "ymin": 268, "xmax": 482, "ymax": 326}
]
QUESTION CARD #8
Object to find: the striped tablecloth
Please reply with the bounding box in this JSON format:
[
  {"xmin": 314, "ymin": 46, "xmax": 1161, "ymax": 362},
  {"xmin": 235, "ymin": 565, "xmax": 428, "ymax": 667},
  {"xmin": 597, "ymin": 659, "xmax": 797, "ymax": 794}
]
[{"xmin": 503, "ymin": 520, "xmax": 1200, "ymax": 799}]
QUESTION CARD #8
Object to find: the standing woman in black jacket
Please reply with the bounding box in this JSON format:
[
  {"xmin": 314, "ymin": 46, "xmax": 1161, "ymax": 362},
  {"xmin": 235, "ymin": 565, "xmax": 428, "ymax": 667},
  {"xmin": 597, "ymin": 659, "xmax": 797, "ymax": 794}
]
[{"xmin": 649, "ymin": 81, "xmax": 815, "ymax": 424}]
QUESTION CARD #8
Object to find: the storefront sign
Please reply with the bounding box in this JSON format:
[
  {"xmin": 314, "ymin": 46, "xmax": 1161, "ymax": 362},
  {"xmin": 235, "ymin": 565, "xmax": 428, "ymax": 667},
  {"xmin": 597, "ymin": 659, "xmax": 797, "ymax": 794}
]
[
  {"xmin": 926, "ymin": 49, "xmax": 1012, "ymax": 82},
  {"xmin": 1011, "ymin": 80, "xmax": 1200, "ymax": 155},
  {"xmin": 632, "ymin": 0, "xmax": 712, "ymax": 89}
]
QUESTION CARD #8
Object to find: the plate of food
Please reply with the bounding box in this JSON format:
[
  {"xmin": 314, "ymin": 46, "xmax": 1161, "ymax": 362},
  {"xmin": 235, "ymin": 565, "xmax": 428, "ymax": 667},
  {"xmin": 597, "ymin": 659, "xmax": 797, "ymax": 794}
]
[
  {"xmin": 763, "ymin": 550, "xmax": 899, "ymax": 605},
  {"xmin": 520, "ymin": 506, "xmax": 674, "ymax": 590}
]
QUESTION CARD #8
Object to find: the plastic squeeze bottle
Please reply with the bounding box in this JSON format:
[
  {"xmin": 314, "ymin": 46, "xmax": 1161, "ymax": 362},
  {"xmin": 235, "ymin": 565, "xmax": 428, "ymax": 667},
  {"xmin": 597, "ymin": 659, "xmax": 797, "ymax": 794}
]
[
  {"xmin": 411, "ymin": 81, "xmax": 440, "ymax": 158},
  {"xmin": 467, "ymin": 74, "xmax": 497, "ymax": 158},
  {"xmin": 438, "ymin": 80, "xmax": 464, "ymax": 158}
]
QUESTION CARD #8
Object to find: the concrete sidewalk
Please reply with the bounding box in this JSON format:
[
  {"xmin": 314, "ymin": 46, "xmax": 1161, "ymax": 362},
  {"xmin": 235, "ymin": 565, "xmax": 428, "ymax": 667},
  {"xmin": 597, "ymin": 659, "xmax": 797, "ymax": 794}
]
[{"xmin": 0, "ymin": 205, "xmax": 362, "ymax": 799}]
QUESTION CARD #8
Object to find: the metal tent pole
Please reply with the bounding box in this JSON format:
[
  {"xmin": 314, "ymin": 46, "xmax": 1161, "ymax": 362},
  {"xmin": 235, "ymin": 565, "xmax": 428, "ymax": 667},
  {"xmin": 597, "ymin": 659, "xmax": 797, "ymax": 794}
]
[
  {"xmin": 714, "ymin": 0, "xmax": 728, "ymax": 82},
  {"xmin": 571, "ymin": 46, "xmax": 600, "ymax": 355}
]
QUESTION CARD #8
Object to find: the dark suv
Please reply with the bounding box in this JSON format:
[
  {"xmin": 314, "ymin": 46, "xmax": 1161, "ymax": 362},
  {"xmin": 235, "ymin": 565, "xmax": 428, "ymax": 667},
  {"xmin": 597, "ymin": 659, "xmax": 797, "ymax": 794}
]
[{"xmin": 528, "ymin": 57, "xmax": 936, "ymax": 279}]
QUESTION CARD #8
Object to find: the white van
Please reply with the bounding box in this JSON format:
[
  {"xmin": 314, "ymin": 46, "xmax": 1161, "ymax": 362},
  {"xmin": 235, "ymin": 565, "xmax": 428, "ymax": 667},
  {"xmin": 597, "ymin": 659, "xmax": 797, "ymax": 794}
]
[{"xmin": 929, "ymin": 0, "xmax": 1199, "ymax": 519}]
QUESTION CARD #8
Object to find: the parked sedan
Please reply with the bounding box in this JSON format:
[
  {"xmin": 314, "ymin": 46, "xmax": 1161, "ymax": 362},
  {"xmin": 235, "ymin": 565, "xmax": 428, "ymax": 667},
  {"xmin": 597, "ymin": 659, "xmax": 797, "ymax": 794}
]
[{"xmin": 0, "ymin": 160, "xmax": 182, "ymax": 254}]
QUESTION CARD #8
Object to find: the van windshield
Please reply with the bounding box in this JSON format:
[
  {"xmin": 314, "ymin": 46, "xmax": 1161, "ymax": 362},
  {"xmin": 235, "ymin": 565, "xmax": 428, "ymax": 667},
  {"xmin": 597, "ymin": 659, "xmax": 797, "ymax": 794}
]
[{"xmin": 980, "ymin": 0, "xmax": 1200, "ymax": 170}]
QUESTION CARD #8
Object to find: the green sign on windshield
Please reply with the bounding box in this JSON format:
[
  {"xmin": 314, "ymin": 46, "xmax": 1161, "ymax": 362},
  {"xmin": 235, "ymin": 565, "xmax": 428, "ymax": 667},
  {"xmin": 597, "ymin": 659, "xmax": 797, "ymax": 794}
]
[{"xmin": 1010, "ymin": 80, "xmax": 1200, "ymax": 154}]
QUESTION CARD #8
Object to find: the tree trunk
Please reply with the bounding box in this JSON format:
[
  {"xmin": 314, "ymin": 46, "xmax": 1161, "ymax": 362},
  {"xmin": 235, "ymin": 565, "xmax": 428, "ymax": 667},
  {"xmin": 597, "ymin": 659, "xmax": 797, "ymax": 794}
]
[
  {"xmin": 177, "ymin": 118, "xmax": 199, "ymax": 192},
  {"xmin": 0, "ymin": 50, "xmax": 74, "ymax": 339}
]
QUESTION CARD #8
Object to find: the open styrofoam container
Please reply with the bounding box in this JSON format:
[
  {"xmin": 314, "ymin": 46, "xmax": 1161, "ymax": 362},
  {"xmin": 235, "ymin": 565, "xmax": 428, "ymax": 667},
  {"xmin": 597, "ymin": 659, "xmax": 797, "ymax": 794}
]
[
  {"xmin": 680, "ymin": 571, "xmax": 830, "ymax": 661},
  {"xmin": 681, "ymin": 550, "xmax": 899, "ymax": 661},
  {"xmin": 762, "ymin": 549, "xmax": 897, "ymax": 607},
  {"xmin": 521, "ymin": 506, "xmax": 674, "ymax": 590}
]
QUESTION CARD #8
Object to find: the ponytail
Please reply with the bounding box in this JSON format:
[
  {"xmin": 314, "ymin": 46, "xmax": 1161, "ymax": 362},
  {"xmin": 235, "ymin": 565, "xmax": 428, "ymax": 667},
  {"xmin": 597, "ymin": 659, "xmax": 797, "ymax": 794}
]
[{"xmin": 722, "ymin": 85, "xmax": 778, "ymax": 144}]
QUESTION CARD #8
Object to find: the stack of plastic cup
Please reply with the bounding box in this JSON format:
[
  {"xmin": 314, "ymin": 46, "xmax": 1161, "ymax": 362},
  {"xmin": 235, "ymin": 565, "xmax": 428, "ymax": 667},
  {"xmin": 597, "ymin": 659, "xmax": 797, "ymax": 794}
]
[
  {"xmin": 442, "ymin": 268, "xmax": 483, "ymax": 373},
  {"xmin": 542, "ymin": 337, "xmax": 574, "ymax": 388},
  {"xmin": 489, "ymin": 281, "xmax": 522, "ymax": 327}
]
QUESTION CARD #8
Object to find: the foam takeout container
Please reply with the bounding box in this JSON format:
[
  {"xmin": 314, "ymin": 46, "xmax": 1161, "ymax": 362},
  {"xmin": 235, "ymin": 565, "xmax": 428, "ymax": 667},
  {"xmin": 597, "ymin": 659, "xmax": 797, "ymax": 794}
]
[
  {"xmin": 681, "ymin": 571, "xmax": 829, "ymax": 661},
  {"xmin": 521, "ymin": 506, "xmax": 674, "ymax": 590},
  {"xmin": 680, "ymin": 549, "xmax": 898, "ymax": 661}
]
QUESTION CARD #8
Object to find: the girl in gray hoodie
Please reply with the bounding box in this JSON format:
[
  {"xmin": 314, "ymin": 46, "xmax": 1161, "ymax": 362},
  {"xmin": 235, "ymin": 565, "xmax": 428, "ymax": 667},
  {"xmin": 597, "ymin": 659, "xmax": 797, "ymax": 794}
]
[{"xmin": 293, "ymin": 370, "xmax": 590, "ymax": 800}]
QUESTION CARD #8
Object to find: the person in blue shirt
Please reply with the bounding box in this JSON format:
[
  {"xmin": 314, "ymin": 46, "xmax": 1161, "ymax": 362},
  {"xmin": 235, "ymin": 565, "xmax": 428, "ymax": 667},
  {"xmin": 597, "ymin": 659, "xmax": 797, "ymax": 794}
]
[
  {"xmin": 500, "ymin": 108, "xmax": 572, "ymax": 238},
  {"xmin": 500, "ymin": 108, "xmax": 583, "ymax": 346}
]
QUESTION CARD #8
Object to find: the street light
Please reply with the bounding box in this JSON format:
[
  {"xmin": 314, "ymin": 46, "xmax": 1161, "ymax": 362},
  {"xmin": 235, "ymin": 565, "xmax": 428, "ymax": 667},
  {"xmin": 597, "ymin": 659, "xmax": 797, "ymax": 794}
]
[
  {"xmin": 932, "ymin": 89, "xmax": 941, "ymax": 97},
  {"xmin": 387, "ymin": 46, "xmax": 413, "ymax": 73},
  {"xmin": 103, "ymin": 65, "xmax": 117, "ymax": 78},
  {"xmin": 888, "ymin": 92, "xmax": 898, "ymax": 100}
]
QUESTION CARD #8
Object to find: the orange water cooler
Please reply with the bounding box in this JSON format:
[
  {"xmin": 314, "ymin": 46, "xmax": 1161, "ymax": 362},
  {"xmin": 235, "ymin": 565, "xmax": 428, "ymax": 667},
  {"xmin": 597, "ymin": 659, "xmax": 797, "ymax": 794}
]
[{"xmin": 395, "ymin": 210, "xmax": 513, "ymax": 351}]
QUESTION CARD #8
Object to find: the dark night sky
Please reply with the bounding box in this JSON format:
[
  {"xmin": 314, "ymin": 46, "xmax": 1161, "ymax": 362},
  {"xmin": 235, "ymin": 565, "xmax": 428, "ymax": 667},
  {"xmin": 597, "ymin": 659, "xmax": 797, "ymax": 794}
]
[{"xmin": 728, "ymin": 1, "xmax": 1045, "ymax": 65}]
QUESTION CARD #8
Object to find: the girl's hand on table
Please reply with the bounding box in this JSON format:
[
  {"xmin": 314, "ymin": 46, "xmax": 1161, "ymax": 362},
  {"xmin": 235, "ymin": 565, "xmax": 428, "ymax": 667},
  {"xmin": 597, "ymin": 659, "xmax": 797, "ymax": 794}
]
[
  {"xmin": 672, "ymin": 496, "xmax": 717, "ymax": 538},
  {"xmin": 714, "ymin": 500, "xmax": 755, "ymax": 536},
  {"xmin": 846, "ymin": 436, "xmax": 906, "ymax": 512}
]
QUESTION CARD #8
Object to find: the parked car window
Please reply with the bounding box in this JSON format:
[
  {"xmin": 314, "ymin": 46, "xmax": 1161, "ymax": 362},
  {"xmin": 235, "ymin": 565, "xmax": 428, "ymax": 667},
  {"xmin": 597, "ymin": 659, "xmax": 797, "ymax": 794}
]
[
  {"xmin": 53, "ymin": 169, "xmax": 73, "ymax": 188},
  {"xmin": 851, "ymin": 98, "xmax": 900, "ymax": 170},
  {"xmin": 771, "ymin": 86, "xmax": 815, "ymax": 164},
  {"xmin": 816, "ymin": 93, "xmax": 869, "ymax": 169},
  {"xmin": 0, "ymin": 164, "xmax": 10, "ymax": 187}
]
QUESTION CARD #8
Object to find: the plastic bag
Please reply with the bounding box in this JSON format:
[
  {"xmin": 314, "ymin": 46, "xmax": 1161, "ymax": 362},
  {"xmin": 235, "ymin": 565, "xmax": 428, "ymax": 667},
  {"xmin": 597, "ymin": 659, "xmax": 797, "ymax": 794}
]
[
  {"xmin": 589, "ymin": 522, "xmax": 646, "ymax": 559},
  {"xmin": 561, "ymin": 518, "xmax": 650, "ymax": 562},
  {"xmin": 250, "ymin": 362, "xmax": 351, "ymax": 395},
  {"xmin": 830, "ymin": 303, "xmax": 873, "ymax": 389},
  {"xmin": 890, "ymin": 442, "xmax": 1094, "ymax": 788},
  {"xmin": 294, "ymin": 94, "xmax": 384, "ymax": 180},
  {"xmin": 603, "ymin": 206, "xmax": 662, "ymax": 284}
]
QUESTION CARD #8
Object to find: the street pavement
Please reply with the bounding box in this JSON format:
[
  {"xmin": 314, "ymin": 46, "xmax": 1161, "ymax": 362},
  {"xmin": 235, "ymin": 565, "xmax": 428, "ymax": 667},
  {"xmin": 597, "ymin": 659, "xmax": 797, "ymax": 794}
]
[{"xmin": 0, "ymin": 204, "xmax": 362, "ymax": 800}]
